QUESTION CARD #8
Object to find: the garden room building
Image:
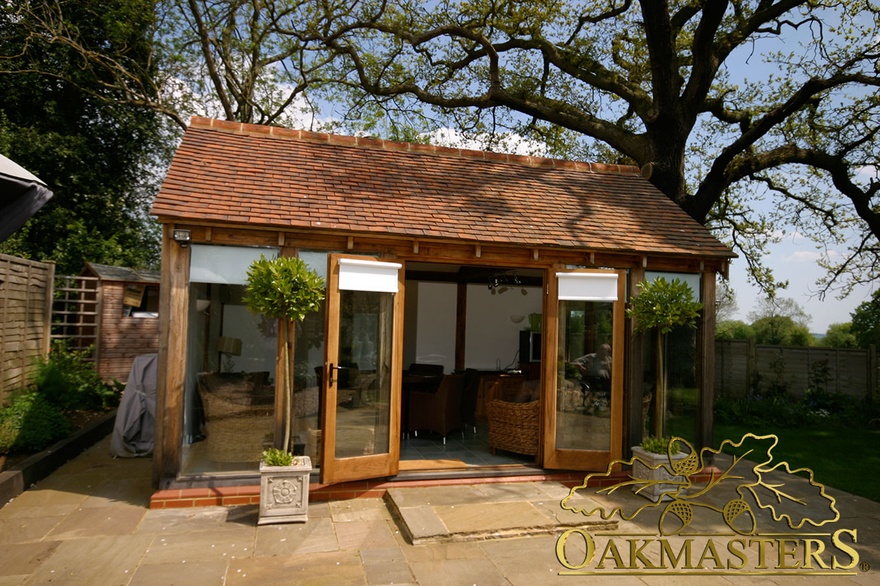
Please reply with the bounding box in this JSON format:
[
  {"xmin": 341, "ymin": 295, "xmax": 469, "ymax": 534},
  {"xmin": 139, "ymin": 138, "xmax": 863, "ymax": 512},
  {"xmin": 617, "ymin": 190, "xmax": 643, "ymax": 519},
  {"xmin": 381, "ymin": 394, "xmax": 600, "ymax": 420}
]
[{"xmin": 149, "ymin": 116, "xmax": 734, "ymax": 492}]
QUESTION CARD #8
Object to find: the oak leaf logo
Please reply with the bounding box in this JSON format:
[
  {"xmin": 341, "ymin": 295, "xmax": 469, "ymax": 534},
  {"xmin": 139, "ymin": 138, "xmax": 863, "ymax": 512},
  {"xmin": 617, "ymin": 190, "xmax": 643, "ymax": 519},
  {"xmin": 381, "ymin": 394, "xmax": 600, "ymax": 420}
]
[{"xmin": 560, "ymin": 434, "xmax": 840, "ymax": 535}]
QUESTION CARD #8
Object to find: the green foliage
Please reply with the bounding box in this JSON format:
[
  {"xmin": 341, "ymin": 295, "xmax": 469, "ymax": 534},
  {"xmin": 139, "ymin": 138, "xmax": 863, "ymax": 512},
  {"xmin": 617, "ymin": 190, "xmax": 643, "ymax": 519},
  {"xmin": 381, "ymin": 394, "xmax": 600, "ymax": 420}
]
[
  {"xmin": 32, "ymin": 342, "xmax": 122, "ymax": 411},
  {"xmin": 627, "ymin": 278, "xmax": 702, "ymax": 334},
  {"xmin": 715, "ymin": 387, "xmax": 867, "ymax": 430},
  {"xmin": 0, "ymin": 391, "xmax": 71, "ymax": 454},
  {"xmin": 261, "ymin": 447, "xmax": 294, "ymax": 467},
  {"xmin": 850, "ymin": 290, "xmax": 880, "ymax": 349},
  {"xmin": 244, "ymin": 255, "xmax": 325, "ymax": 322},
  {"xmin": 750, "ymin": 316, "xmax": 814, "ymax": 346},
  {"xmin": 715, "ymin": 320, "xmax": 754, "ymax": 341},
  {"xmin": 0, "ymin": 1, "xmax": 173, "ymax": 273},
  {"xmin": 7, "ymin": 2, "xmax": 880, "ymax": 294},
  {"xmin": 639, "ymin": 436, "xmax": 671, "ymax": 454},
  {"xmin": 245, "ymin": 254, "xmax": 325, "ymax": 453},
  {"xmin": 820, "ymin": 322, "xmax": 858, "ymax": 348}
]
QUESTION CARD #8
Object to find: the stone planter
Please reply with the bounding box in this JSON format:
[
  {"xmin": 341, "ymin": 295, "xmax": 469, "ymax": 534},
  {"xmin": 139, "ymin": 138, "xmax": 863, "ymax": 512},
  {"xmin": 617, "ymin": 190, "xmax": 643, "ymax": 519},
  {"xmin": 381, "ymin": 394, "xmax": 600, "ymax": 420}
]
[
  {"xmin": 630, "ymin": 446, "xmax": 688, "ymax": 502},
  {"xmin": 258, "ymin": 456, "xmax": 311, "ymax": 525}
]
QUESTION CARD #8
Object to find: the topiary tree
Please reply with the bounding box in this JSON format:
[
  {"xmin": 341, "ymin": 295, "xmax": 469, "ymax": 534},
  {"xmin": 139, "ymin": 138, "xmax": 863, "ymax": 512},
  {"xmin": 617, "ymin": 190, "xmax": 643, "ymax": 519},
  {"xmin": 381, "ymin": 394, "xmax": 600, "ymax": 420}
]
[
  {"xmin": 244, "ymin": 255, "xmax": 325, "ymax": 453},
  {"xmin": 627, "ymin": 277, "xmax": 703, "ymax": 439}
]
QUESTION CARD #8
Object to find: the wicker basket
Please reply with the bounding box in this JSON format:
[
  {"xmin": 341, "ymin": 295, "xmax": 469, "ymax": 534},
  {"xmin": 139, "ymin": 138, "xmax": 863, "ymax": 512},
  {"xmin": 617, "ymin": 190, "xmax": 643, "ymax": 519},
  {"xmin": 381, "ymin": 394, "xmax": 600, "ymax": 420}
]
[{"xmin": 486, "ymin": 399, "xmax": 540, "ymax": 456}]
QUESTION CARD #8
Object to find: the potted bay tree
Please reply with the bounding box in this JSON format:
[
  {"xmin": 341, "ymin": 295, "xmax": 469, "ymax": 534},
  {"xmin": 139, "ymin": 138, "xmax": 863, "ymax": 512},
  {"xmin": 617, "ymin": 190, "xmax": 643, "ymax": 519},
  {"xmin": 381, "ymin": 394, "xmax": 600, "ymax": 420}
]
[
  {"xmin": 626, "ymin": 277, "xmax": 702, "ymax": 439},
  {"xmin": 244, "ymin": 254, "xmax": 324, "ymax": 525}
]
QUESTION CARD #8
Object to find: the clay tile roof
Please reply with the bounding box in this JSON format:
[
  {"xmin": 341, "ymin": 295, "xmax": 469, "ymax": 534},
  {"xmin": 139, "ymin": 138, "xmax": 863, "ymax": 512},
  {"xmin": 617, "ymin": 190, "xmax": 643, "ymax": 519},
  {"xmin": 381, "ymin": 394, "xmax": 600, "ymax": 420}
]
[{"xmin": 152, "ymin": 117, "xmax": 733, "ymax": 259}]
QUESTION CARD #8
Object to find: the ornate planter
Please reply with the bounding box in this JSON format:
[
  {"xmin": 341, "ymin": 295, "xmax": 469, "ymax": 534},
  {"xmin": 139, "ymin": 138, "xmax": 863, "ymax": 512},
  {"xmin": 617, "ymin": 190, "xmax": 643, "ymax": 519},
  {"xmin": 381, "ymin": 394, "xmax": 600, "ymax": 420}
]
[
  {"xmin": 258, "ymin": 456, "xmax": 311, "ymax": 525},
  {"xmin": 630, "ymin": 446, "xmax": 688, "ymax": 502}
]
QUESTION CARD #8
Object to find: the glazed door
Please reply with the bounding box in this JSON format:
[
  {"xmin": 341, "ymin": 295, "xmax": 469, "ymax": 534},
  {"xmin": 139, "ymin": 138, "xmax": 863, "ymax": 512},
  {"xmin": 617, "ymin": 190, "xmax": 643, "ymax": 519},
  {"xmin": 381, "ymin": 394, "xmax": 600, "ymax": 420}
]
[
  {"xmin": 320, "ymin": 255, "xmax": 404, "ymax": 484},
  {"xmin": 542, "ymin": 269, "xmax": 625, "ymax": 470}
]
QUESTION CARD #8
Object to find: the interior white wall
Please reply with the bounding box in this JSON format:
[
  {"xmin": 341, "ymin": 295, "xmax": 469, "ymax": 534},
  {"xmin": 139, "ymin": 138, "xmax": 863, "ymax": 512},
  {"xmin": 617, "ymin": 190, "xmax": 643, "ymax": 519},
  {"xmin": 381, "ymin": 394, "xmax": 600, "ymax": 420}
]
[
  {"xmin": 465, "ymin": 283, "xmax": 543, "ymax": 371},
  {"xmin": 411, "ymin": 282, "xmax": 456, "ymax": 372},
  {"xmin": 406, "ymin": 280, "xmax": 544, "ymax": 373}
]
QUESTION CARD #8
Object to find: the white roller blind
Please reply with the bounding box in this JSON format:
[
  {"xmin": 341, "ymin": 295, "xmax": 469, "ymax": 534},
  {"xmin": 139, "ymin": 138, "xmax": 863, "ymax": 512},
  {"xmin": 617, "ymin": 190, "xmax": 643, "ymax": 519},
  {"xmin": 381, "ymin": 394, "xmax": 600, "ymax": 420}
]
[
  {"xmin": 338, "ymin": 258, "xmax": 402, "ymax": 293},
  {"xmin": 557, "ymin": 272, "xmax": 618, "ymax": 301},
  {"xmin": 190, "ymin": 245, "xmax": 280, "ymax": 285}
]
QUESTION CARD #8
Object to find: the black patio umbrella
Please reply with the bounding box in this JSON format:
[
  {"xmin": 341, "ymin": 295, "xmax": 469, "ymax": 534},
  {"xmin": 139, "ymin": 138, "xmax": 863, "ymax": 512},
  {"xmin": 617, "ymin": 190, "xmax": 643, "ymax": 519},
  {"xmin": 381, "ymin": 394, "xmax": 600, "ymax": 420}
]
[{"xmin": 0, "ymin": 154, "xmax": 53, "ymax": 242}]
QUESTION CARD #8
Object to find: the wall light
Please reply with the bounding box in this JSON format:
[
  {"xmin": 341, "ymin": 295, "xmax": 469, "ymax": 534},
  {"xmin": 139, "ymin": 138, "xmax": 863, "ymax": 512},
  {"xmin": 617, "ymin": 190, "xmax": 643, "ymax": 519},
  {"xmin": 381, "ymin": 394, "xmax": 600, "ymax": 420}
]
[{"xmin": 172, "ymin": 229, "xmax": 192, "ymax": 247}]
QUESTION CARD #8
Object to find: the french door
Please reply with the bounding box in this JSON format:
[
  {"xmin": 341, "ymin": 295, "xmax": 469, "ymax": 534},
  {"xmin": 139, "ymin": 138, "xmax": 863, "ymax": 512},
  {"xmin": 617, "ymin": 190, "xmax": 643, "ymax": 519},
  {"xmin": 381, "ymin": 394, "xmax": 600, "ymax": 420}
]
[
  {"xmin": 320, "ymin": 255, "xmax": 404, "ymax": 484},
  {"xmin": 542, "ymin": 269, "xmax": 626, "ymax": 470}
]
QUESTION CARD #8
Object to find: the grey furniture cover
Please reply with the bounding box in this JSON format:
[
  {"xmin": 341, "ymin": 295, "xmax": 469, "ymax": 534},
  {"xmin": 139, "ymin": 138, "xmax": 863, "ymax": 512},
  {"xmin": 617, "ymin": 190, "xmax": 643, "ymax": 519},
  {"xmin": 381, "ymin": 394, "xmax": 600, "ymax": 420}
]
[{"xmin": 110, "ymin": 353, "xmax": 158, "ymax": 458}]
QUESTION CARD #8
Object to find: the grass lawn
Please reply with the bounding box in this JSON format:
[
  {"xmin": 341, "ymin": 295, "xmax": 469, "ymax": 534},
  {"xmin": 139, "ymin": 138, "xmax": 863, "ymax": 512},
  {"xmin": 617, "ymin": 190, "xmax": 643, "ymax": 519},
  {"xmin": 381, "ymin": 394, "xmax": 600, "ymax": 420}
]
[{"xmin": 714, "ymin": 423, "xmax": 880, "ymax": 503}]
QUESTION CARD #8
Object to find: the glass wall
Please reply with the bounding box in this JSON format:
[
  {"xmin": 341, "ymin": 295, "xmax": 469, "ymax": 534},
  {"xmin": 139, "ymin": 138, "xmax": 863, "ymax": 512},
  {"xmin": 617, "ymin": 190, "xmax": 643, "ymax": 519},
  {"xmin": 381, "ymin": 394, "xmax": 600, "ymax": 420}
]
[
  {"xmin": 291, "ymin": 251, "xmax": 327, "ymax": 466},
  {"xmin": 181, "ymin": 245, "xmax": 279, "ymax": 474},
  {"xmin": 641, "ymin": 272, "xmax": 701, "ymax": 444},
  {"xmin": 556, "ymin": 300, "xmax": 615, "ymax": 451}
]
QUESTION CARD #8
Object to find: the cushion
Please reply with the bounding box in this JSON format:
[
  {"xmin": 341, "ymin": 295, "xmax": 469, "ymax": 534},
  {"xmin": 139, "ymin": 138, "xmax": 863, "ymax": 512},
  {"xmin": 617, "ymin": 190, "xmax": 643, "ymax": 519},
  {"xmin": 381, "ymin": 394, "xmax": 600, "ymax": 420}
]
[{"xmin": 513, "ymin": 379, "xmax": 541, "ymax": 403}]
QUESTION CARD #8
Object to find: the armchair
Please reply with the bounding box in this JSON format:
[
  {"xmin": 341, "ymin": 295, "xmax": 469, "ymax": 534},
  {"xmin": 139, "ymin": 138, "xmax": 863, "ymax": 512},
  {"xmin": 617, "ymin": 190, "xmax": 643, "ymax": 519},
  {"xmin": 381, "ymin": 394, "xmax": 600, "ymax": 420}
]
[{"xmin": 407, "ymin": 373, "xmax": 465, "ymax": 444}]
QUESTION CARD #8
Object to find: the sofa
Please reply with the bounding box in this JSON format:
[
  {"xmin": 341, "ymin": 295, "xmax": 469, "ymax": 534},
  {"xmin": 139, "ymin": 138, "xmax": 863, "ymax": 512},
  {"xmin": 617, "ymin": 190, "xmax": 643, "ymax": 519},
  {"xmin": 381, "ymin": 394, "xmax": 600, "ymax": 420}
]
[{"xmin": 197, "ymin": 371, "xmax": 274, "ymax": 463}]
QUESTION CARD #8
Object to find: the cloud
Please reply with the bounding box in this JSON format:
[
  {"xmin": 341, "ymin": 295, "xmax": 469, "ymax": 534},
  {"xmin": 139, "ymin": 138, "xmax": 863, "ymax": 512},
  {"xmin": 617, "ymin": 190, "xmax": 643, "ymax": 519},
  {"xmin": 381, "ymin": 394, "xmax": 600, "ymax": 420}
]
[
  {"xmin": 422, "ymin": 128, "xmax": 548, "ymax": 157},
  {"xmin": 855, "ymin": 165, "xmax": 878, "ymax": 182},
  {"xmin": 786, "ymin": 250, "xmax": 822, "ymax": 262}
]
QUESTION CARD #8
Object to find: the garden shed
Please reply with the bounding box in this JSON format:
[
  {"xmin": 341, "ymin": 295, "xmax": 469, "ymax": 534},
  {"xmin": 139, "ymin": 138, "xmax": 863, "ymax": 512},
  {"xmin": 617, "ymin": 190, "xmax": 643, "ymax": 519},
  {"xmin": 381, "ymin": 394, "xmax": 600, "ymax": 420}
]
[
  {"xmin": 149, "ymin": 116, "xmax": 734, "ymax": 491},
  {"xmin": 78, "ymin": 262, "xmax": 160, "ymax": 381}
]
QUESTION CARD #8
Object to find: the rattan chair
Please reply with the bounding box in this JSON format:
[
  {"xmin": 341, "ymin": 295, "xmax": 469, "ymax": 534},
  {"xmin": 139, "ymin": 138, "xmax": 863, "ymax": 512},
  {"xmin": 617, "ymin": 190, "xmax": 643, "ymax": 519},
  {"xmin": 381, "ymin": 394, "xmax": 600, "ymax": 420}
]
[{"xmin": 487, "ymin": 398, "xmax": 540, "ymax": 456}]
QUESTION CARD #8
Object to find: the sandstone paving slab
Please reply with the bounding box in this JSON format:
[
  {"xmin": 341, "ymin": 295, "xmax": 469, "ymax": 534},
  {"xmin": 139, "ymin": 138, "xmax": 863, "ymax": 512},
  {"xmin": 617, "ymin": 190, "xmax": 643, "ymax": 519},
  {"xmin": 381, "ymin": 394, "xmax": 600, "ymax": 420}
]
[
  {"xmin": 2, "ymin": 487, "xmax": 88, "ymax": 510},
  {"xmin": 33, "ymin": 472, "xmax": 109, "ymax": 495},
  {"xmin": 142, "ymin": 527, "xmax": 256, "ymax": 564},
  {"xmin": 0, "ymin": 515, "xmax": 63, "ymax": 543},
  {"xmin": 0, "ymin": 500, "xmax": 84, "ymax": 520},
  {"xmin": 334, "ymin": 518, "xmax": 400, "ymax": 551},
  {"xmin": 360, "ymin": 545, "xmax": 417, "ymax": 585},
  {"xmin": 475, "ymin": 481, "xmax": 555, "ymax": 502},
  {"xmin": 330, "ymin": 497, "xmax": 392, "ymax": 523},
  {"xmin": 0, "ymin": 541, "xmax": 61, "ymax": 577},
  {"xmin": 304, "ymin": 500, "xmax": 333, "ymax": 519},
  {"xmin": 46, "ymin": 502, "xmax": 148, "ymax": 539},
  {"xmin": 388, "ymin": 481, "xmax": 619, "ymax": 545},
  {"xmin": 254, "ymin": 516, "xmax": 339, "ymax": 556},
  {"xmin": 77, "ymin": 477, "xmax": 153, "ymax": 508},
  {"xmin": 386, "ymin": 485, "xmax": 486, "ymax": 508},
  {"xmin": 128, "ymin": 559, "xmax": 229, "ymax": 586},
  {"xmin": 137, "ymin": 506, "xmax": 240, "ymax": 534},
  {"xmin": 407, "ymin": 556, "xmax": 508, "ymax": 586},
  {"xmin": 26, "ymin": 534, "xmax": 154, "ymax": 586},
  {"xmin": 392, "ymin": 504, "xmax": 449, "ymax": 544},
  {"xmin": 435, "ymin": 501, "xmax": 550, "ymax": 535},
  {"xmin": 397, "ymin": 539, "xmax": 493, "ymax": 564},
  {"xmin": 225, "ymin": 549, "xmax": 367, "ymax": 585}
]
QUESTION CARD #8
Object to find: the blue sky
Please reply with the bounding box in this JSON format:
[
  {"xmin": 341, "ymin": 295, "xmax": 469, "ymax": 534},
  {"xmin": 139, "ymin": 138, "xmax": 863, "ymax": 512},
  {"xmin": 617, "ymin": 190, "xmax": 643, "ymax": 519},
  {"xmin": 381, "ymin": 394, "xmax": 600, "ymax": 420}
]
[{"xmin": 726, "ymin": 232, "xmax": 875, "ymax": 334}]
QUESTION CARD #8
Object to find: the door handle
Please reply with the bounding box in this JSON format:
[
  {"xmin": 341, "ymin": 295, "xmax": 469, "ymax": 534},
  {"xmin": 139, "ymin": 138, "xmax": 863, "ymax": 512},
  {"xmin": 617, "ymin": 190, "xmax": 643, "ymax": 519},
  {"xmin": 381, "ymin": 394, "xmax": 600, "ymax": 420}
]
[{"xmin": 328, "ymin": 363, "xmax": 346, "ymax": 386}]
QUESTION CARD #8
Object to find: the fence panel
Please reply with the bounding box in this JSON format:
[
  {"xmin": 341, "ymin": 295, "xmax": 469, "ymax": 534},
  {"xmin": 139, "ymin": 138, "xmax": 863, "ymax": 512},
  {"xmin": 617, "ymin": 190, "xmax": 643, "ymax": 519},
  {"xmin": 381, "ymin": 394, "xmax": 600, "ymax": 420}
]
[
  {"xmin": 0, "ymin": 254, "xmax": 55, "ymax": 401},
  {"xmin": 715, "ymin": 340, "xmax": 876, "ymax": 400}
]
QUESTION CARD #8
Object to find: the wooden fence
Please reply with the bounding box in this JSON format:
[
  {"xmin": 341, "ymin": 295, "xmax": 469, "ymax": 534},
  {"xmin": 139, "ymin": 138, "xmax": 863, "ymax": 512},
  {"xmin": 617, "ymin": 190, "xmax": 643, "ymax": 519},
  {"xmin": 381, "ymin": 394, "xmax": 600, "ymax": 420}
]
[
  {"xmin": 0, "ymin": 254, "xmax": 55, "ymax": 402},
  {"xmin": 715, "ymin": 339, "xmax": 879, "ymax": 401}
]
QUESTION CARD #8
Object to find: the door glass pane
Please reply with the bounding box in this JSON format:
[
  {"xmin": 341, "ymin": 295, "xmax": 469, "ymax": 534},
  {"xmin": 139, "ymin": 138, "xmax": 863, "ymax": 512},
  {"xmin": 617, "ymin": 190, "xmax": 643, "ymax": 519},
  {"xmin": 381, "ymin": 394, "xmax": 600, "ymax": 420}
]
[
  {"xmin": 293, "ymin": 251, "xmax": 328, "ymax": 467},
  {"xmin": 556, "ymin": 300, "xmax": 614, "ymax": 451},
  {"xmin": 334, "ymin": 289, "xmax": 393, "ymax": 458}
]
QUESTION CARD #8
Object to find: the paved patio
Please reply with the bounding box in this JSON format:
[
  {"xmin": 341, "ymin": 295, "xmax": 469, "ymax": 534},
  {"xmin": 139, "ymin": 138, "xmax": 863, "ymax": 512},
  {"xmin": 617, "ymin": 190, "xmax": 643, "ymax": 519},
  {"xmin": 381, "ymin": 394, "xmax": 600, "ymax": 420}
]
[{"xmin": 0, "ymin": 435, "xmax": 877, "ymax": 585}]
